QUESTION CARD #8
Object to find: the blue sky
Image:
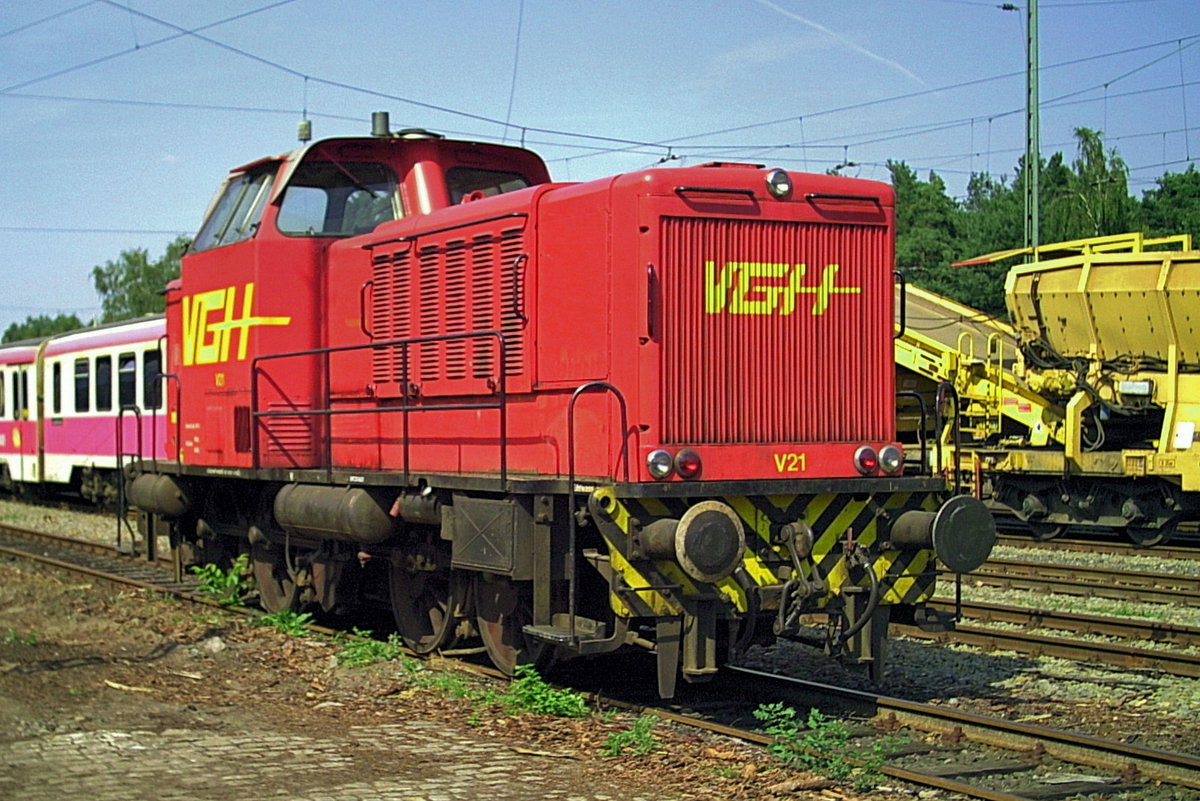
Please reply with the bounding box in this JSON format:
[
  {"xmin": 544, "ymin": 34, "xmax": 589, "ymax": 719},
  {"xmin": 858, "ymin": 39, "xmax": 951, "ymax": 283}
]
[{"xmin": 1, "ymin": 0, "xmax": 1196, "ymax": 332}]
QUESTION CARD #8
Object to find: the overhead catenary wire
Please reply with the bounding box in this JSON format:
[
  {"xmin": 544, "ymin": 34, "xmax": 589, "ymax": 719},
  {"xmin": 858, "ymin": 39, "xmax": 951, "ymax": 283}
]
[
  {"xmin": 0, "ymin": 2, "xmax": 1194, "ymax": 201},
  {"xmin": 5, "ymin": 2, "xmax": 1195, "ymax": 170}
]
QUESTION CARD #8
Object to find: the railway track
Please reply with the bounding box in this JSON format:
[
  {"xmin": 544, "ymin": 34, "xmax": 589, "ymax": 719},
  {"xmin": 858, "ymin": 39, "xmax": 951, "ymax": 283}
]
[
  {"xmin": 3, "ymin": 521, "xmax": 1199, "ymax": 800},
  {"xmin": 968, "ymin": 557, "xmax": 1200, "ymax": 608},
  {"xmin": 995, "ymin": 533, "xmax": 1200, "ymax": 562},
  {"xmin": 900, "ymin": 601, "xmax": 1200, "ymax": 679},
  {"xmin": 916, "ymin": 539, "xmax": 1200, "ymax": 677},
  {"xmin": 718, "ymin": 666, "xmax": 1200, "ymax": 797}
]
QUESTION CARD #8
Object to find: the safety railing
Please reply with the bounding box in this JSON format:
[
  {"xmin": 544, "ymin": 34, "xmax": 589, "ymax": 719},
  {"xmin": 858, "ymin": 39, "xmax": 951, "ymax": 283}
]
[
  {"xmin": 115, "ymin": 405, "xmax": 148, "ymax": 559},
  {"xmin": 250, "ymin": 330, "xmax": 511, "ymax": 485},
  {"xmin": 565, "ymin": 381, "xmax": 631, "ymax": 646}
]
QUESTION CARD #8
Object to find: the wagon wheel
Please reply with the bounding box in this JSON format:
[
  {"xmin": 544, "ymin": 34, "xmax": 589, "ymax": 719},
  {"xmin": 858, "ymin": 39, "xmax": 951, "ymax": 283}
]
[
  {"xmin": 390, "ymin": 557, "xmax": 460, "ymax": 654},
  {"xmin": 473, "ymin": 574, "xmax": 552, "ymax": 676},
  {"xmin": 251, "ymin": 540, "xmax": 299, "ymax": 614}
]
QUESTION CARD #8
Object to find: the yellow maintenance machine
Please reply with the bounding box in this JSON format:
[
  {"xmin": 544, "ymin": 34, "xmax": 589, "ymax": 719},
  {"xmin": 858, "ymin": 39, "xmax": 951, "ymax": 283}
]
[{"xmin": 896, "ymin": 233, "xmax": 1200, "ymax": 546}]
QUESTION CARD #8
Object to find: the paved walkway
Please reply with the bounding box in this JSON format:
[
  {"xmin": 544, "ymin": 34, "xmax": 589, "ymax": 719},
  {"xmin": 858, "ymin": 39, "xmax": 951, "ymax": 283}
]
[{"xmin": 0, "ymin": 720, "xmax": 652, "ymax": 801}]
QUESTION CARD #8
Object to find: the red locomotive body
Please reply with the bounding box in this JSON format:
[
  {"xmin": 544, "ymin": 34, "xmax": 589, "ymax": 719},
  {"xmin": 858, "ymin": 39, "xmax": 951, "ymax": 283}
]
[{"xmin": 132, "ymin": 122, "xmax": 994, "ymax": 695}]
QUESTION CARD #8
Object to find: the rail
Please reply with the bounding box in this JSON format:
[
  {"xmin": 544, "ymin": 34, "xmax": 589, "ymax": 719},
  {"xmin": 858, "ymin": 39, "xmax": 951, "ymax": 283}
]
[{"xmin": 249, "ymin": 330, "xmax": 511, "ymax": 485}]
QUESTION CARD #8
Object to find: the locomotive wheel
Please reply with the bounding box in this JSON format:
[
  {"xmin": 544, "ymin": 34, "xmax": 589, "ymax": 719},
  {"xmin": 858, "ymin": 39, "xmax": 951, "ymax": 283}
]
[
  {"xmin": 390, "ymin": 559, "xmax": 459, "ymax": 654},
  {"xmin": 1124, "ymin": 524, "xmax": 1173, "ymax": 548},
  {"xmin": 251, "ymin": 541, "xmax": 299, "ymax": 614},
  {"xmin": 473, "ymin": 574, "xmax": 552, "ymax": 676},
  {"xmin": 1027, "ymin": 522, "xmax": 1065, "ymax": 541}
]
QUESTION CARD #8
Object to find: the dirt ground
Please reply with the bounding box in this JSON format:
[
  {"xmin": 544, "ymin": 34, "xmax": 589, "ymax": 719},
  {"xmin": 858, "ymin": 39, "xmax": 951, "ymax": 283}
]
[{"xmin": 0, "ymin": 556, "xmax": 904, "ymax": 801}]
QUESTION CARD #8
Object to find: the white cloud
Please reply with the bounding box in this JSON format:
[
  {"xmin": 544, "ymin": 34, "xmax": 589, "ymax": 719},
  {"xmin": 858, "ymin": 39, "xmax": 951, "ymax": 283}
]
[{"xmin": 750, "ymin": 0, "xmax": 927, "ymax": 87}]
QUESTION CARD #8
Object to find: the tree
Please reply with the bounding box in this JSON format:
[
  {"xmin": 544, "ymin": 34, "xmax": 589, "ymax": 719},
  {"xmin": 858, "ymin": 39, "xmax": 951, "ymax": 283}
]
[
  {"xmin": 1140, "ymin": 164, "xmax": 1200, "ymax": 242},
  {"xmin": 1042, "ymin": 128, "xmax": 1136, "ymax": 241},
  {"xmin": 889, "ymin": 160, "xmax": 959, "ymax": 271},
  {"xmin": 889, "ymin": 160, "xmax": 1009, "ymax": 317},
  {"xmin": 91, "ymin": 235, "xmax": 190, "ymax": 323},
  {"xmin": 958, "ymin": 170, "xmax": 1022, "ymax": 260},
  {"xmin": 2, "ymin": 313, "xmax": 84, "ymax": 344}
]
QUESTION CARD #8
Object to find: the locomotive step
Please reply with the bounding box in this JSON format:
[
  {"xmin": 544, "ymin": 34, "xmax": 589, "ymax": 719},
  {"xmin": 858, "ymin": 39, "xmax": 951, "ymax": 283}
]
[{"xmin": 523, "ymin": 617, "xmax": 608, "ymax": 646}]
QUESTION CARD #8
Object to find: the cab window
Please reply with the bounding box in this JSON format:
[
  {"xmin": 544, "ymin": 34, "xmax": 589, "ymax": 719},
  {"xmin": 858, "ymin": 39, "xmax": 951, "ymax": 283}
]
[
  {"xmin": 446, "ymin": 167, "xmax": 531, "ymax": 204},
  {"xmin": 277, "ymin": 161, "xmax": 400, "ymax": 237},
  {"xmin": 192, "ymin": 165, "xmax": 276, "ymax": 252}
]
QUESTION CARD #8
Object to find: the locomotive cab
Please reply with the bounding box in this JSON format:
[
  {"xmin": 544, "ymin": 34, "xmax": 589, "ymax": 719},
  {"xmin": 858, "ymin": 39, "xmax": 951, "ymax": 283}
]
[{"xmin": 167, "ymin": 132, "xmax": 551, "ymax": 470}]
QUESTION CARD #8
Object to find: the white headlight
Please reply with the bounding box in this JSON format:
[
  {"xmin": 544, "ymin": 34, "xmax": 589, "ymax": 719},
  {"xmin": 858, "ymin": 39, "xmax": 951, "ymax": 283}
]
[
  {"xmin": 879, "ymin": 444, "xmax": 904, "ymax": 474},
  {"xmin": 647, "ymin": 449, "xmax": 674, "ymax": 480},
  {"xmin": 765, "ymin": 169, "xmax": 792, "ymax": 199}
]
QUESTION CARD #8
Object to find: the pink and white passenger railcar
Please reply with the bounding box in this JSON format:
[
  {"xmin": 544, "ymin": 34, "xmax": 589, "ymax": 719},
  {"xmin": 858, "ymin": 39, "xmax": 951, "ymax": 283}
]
[{"xmin": 0, "ymin": 317, "xmax": 167, "ymax": 504}]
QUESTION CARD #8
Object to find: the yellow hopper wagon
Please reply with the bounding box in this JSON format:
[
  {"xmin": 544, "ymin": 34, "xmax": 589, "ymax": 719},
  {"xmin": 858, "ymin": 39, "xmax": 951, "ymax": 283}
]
[{"xmin": 896, "ymin": 233, "xmax": 1200, "ymax": 546}]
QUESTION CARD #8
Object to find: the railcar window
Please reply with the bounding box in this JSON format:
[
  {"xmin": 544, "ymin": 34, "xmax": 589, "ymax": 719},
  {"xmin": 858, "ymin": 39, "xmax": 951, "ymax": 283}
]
[
  {"xmin": 0, "ymin": 372, "xmax": 5, "ymax": 417},
  {"xmin": 192, "ymin": 166, "xmax": 276, "ymax": 252},
  {"xmin": 52, "ymin": 362, "xmax": 61, "ymax": 416},
  {"xmin": 277, "ymin": 161, "xmax": 400, "ymax": 237},
  {"xmin": 143, "ymin": 349, "xmax": 162, "ymax": 411},
  {"xmin": 95, "ymin": 355, "xmax": 112, "ymax": 413},
  {"xmin": 74, "ymin": 359, "xmax": 89, "ymax": 413},
  {"xmin": 446, "ymin": 167, "xmax": 531, "ymax": 204},
  {"xmin": 118, "ymin": 352, "xmax": 137, "ymax": 409},
  {"xmin": 17, "ymin": 370, "xmax": 27, "ymax": 420}
]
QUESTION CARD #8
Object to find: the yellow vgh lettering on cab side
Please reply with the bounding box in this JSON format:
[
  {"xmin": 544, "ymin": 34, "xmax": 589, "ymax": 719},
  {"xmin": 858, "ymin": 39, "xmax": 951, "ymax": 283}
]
[
  {"xmin": 182, "ymin": 283, "xmax": 292, "ymax": 366},
  {"xmin": 705, "ymin": 261, "xmax": 860, "ymax": 316}
]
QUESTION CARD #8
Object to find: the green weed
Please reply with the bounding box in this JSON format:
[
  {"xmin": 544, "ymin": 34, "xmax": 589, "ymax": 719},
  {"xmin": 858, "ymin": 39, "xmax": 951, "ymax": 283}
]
[
  {"xmin": 258, "ymin": 608, "xmax": 314, "ymax": 636},
  {"xmin": 189, "ymin": 554, "xmax": 251, "ymax": 606},
  {"xmin": 415, "ymin": 669, "xmax": 476, "ymax": 700},
  {"xmin": 3, "ymin": 629, "xmax": 38, "ymax": 646},
  {"xmin": 602, "ymin": 713, "xmax": 659, "ymax": 756},
  {"xmin": 503, "ymin": 665, "xmax": 588, "ymax": 718},
  {"xmin": 333, "ymin": 628, "xmax": 407, "ymax": 666},
  {"xmin": 753, "ymin": 703, "xmax": 893, "ymax": 791}
]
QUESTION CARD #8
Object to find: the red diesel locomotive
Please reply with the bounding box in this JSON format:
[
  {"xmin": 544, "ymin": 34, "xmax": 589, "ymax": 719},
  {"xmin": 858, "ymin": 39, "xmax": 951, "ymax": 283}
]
[{"xmin": 129, "ymin": 116, "xmax": 995, "ymax": 695}]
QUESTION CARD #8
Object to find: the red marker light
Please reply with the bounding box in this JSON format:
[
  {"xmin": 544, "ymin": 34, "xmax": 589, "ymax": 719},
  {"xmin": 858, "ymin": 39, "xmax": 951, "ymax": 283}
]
[
  {"xmin": 675, "ymin": 448, "xmax": 702, "ymax": 479},
  {"xmin": 854, "ymin": 445, "xmax": 879, "ymax": 474}
]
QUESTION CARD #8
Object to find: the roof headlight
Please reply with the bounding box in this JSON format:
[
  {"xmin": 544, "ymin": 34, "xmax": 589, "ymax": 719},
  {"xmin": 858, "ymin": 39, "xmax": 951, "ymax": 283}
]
[
  {"xmin": 647, "ymin": 449, "xmax": 674, "ymax": 480},
  {"xmin": 765, "ymin": 168, "xmax": 793, "ymax": 199},
  {"xmin": 854, "ymin": 445, "xmax": 879, "ymax": 475},
  {"xmin": 879, "ymin": 444, "xmax": 904, "ymax": 474}
]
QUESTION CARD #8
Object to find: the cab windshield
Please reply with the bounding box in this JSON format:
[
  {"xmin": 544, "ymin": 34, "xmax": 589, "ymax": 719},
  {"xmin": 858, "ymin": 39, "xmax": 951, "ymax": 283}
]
[{"xmin": 276, "ymin": 160, "xmax": 401, "ymax": 237}]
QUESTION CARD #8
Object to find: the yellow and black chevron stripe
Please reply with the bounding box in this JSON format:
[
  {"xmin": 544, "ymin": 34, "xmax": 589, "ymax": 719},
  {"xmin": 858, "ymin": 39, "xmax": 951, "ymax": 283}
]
[{"xmin": 590, "ymin": 488, "xmax": 940, "ymax": 621}]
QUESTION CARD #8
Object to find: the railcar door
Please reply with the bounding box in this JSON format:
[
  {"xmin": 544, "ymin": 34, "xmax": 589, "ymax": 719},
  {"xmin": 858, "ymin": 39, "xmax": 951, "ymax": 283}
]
[{"xmin": 7, "ymin": 365, "xmax": 37, "ymax": 483}]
